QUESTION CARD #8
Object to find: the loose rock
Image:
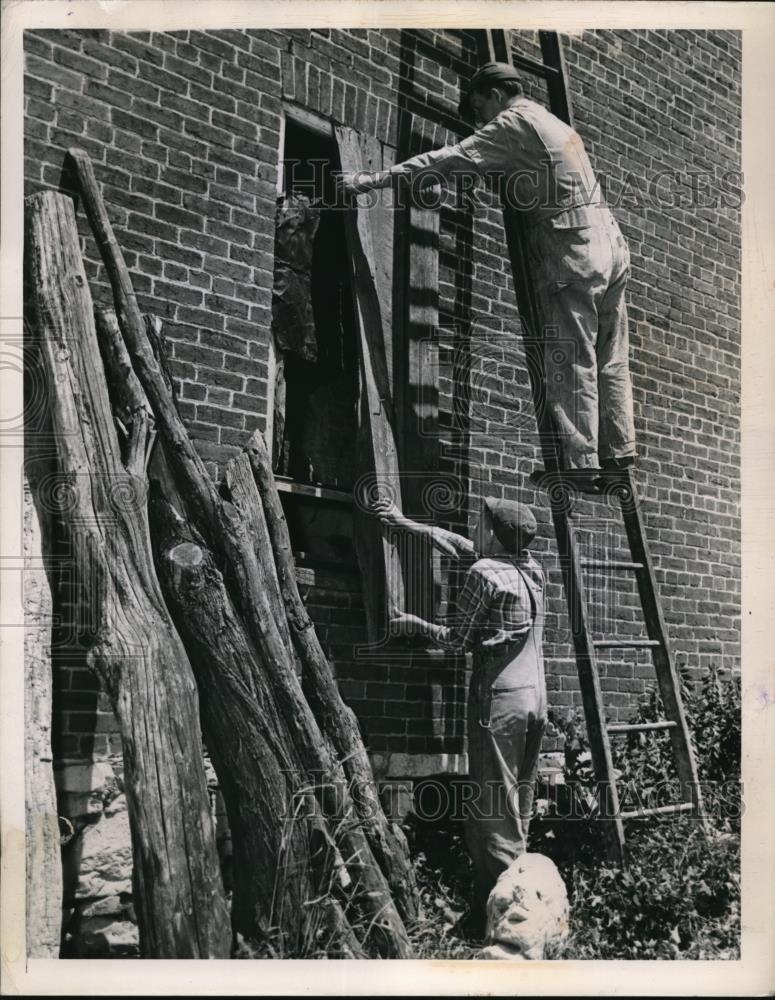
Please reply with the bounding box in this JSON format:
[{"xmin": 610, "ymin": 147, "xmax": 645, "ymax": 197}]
[
  {"xmin": 481, "ymin": 852, "xmax": 569, "ymax": 960},
  {"xmin": 74, "ymin": 805, "xmax": 133, "ymax": 900}
]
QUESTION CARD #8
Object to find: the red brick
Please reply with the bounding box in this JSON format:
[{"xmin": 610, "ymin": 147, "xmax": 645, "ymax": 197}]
[{"xmin": 25, "ymin": 53, "xmax": 83, "ymax": 91}]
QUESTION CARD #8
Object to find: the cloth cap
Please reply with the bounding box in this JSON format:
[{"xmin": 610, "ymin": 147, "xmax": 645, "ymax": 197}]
[
  {"xmin": 483, "ymin": 497, "xmax": 537, "ymax": 553},
  {"xmin": 458, "ymin": 62, "xmax": 523, "ymax": 121}
]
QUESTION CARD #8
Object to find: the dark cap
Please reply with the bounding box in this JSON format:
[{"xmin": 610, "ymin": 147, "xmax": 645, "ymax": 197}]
[
  {"xmin": 483, "ymin": 497, "xmax": 537, "ymax": 553},
  {"xmin": 458, "ymin": 62, "xmax": 523, "ymax": 122}
]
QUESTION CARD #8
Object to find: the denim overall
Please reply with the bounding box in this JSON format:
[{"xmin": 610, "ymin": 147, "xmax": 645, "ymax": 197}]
[{"xmin": 464, "ymin": 563, "xmax": 547, "ymax": 918}]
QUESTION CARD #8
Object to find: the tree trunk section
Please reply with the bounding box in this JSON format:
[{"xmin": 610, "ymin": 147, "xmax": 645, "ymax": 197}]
[
  {"xmin": 148, "ymin": 495, "xmax": 365, "ymax": 957},
  {"xmin": 25, "ymin": 190, "xmax": 231, "ymax": 958},
  {"xmin": 244, "ymin": 429, "xmax": 420, "ymax": 924},
  {"xmin": 218, "ymin": 455, "xmax": 412, "ymax": 957},
  {"xmin": 23, "ymin": 467, "xmax": 63, "ymax": 957}
]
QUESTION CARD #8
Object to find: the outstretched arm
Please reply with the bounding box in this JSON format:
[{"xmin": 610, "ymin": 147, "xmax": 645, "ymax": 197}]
[
  {"xmin": 371, "ymin": 497, "xmax": 474, "ymax": 558},
  {"xmin": 338, "ymin": 110, "xmax": 520, "ymax": 198},
  {"xmin": 337, "ymin": 143, "xmax": 479, "ymax": 197},
  {"xmin": 390, "ymin": 611, "xmax": 448, "ymax": 645}
]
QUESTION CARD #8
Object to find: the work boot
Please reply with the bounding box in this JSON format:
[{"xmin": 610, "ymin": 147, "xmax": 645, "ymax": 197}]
[
  {"xmin": 600, "ymin": 455, "xmax": 636, "ymax": 470},
  {"xmin": 529, "ymin": 468, "xmax": 602, "ymax": 496}
]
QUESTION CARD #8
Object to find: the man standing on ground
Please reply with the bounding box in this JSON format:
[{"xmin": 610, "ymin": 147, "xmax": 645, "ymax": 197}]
[
  {"xmin": 385, "ymin": 497, "xmax": 546, "ymax": 937},
  {"xmin": 340, "ymin": 62, "xmax": 637, "ymax": 490}
]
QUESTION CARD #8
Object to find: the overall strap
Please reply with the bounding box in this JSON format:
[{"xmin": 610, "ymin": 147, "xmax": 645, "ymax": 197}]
[
  {"xmin": 515, "ymin": 563, "xmax": 543, "ymax": 668},
  {"xmin": 476, "ymin": 562, "xmax": 541, "ymax": 729},
  {"xmin": 514, "ymin": 563, "xmax": 540, "ymax": 621}
]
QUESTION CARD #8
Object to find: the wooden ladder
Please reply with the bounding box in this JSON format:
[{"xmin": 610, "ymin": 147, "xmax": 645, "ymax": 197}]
[{"xmin": 474, "ymin": 29, "xmax": 707, "ymax": 862}]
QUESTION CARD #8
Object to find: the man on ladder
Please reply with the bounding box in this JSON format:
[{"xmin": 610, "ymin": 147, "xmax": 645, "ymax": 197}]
[{"xmin": 339, "ymin": 62, "xmax": 637, "ymax": 492}]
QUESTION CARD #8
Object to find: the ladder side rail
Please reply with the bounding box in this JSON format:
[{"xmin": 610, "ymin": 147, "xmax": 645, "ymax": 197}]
[
  {"xmin": 538, "ymin": 31, "xmax": 575, "ymax": 127},
  {"xmin": 536, "ymin": 34, "xmax": 706, "ymax": 827},
  {"xmin": 618, "ymin": 472, "xmax": 707, "ymax": 822},
  {"xmin": 474, "ymin": 30, "xmax": 565, "ymax": 86},
  {"xmin": 501, "ymin": 206, "xmax": 626, "ymax": 864},
  {"xmin": 553, "ymin": 513, "xmax": 627, "ymax": 861},
  {"xmin": 494, "ymin": 31, "xmax": 703, "ymax": 842},
  {"xmin": 494, "ymin": 33, "xmax": 627, "ymax": 861}
]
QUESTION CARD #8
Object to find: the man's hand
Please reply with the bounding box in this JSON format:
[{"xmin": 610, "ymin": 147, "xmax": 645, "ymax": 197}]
[
  {"xmin": 335, "ymin": 171, "xmax": 377, "ymax": 199},
  {"xmin": 480, "ymin": 625, "xmax": 530, "ymax": 648},
  {"xmin": 370, "ymin": 496, "xmax": 419, "ymax": 534},
  {"xmin": 371, "ymin": 496, "xmax": 402, "ymax": 525},
  {"xmin": 390, "ymin": 611, "xmax": 425, "ymax": 636},
  {"xmin": 371, "ymin": 498, "xmax": 474, "ymax": 558},
  {"xmin": 429, "ymin": 526, "xmax": 475, "ymax": 559}
]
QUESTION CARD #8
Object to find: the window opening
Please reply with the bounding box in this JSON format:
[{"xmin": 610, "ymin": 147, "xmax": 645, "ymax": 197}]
[
  {"xmin": 272, "ymin": 118, "xmax": 358, "ymax": 492},
  {"xmin": 271, "ymin": 115, "xmax": 359, "ymax": 569}
]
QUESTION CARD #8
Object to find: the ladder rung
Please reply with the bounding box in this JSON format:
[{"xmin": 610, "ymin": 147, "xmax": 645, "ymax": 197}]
[
  {"xmin": 581, "ymin": 559, "xmax": 644, "ymax": 570},
  {"xmin": 607, "ymin": 721, "xmax": 677, "ymax": 734},
  {"xmin": 593, "ymin": 639, "xmax": 661, "ymax": 649},
  {"xmin": 528, "ymin": 469, "xmax": 602, "ymax": 496},
  {"xmin": 620, "ymin": 802, "xmax": 694, "ymax": 821}
]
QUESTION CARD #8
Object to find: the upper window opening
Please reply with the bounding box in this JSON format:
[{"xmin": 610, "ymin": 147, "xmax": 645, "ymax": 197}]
[{"xmin": 271, "ymin": 117, "xmax": 358, "ymax": 492}]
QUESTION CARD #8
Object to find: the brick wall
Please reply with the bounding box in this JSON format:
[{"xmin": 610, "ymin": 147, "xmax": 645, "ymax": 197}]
[{"xmin": 23, "ymin": 28, "xmax": 741, "ymax": 767}]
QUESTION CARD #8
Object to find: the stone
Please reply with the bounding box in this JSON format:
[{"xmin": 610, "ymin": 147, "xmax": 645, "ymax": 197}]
[
  {"xmin": 79, "ymin": 893, "xmax": 131, "ymax": 919},
  {"xmin": 379, "ymin": 780, "xmax": 414, "ymax": 822},
  {"xmin": 104, "ymin": 793, "xmax": 126, "ymax": 817},
  {"xmin": 379, "ymin": 751, "xmax": 469, "ymax": 778},
  {"xmin": 481, "ymin": 852, "xmax": 569, "ymax": 960},
  {"xmin": 60, "ymin": 791, "xmax": 105, "ymax": 820},
  {"xmin": 56, "ymin": 760, "xmax": 122, "ymax": 822},
  {"xmin": 74, "ymin": 806, "xmax": 133, "ymax": 900},
  {"xmin": 56, "ymin": 761, "xmax": 115, "ymax": 795},
  {"xmin": 78, "ymin": 916, "xmax": 139, "ymax": 957},
  {"xmin": 66, "ymin": 795, "xmax": 138, "ymax": 957}
]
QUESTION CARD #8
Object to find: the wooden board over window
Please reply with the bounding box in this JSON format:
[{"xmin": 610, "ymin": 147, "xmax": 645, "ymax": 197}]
[{"xmin": 335, "ymin": 126, "xmax": 406, "ymax": 642}]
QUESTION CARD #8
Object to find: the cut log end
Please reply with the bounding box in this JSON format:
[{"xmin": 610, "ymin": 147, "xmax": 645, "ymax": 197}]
[
  {"xmin": 168, "ymin": 542, "xmax": 205, "ymax": 569},
  {"xmin": 167, "ymin": 541, "xmax": 205, "ymax": 595}
]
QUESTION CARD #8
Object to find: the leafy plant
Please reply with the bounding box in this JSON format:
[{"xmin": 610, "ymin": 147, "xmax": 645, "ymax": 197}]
[
  {"xmin": 530, "ymin": 667, "xmax": 741, "ymax": 959},
  {"xmin": 406, "ymin": 668, "xmax": 741, "ymax": 959},
  {"xmin": 238, "ymin": 669, "xmax": 741, "ymax": 959}
]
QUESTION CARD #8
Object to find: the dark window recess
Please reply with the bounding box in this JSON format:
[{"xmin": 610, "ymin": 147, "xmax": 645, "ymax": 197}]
[
  {"xmin": 272, "ymin": 117, "xmax": 359, "ymax": 569},
  {"xmin": 272, "ymin": 119, "xmax": 358, "ymax": 493},
  {"xmin": 281, "ymin": 494, "xmax": 356, "ymax": 569}
]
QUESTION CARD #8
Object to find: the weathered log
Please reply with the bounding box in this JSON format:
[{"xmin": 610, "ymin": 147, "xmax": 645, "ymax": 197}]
[
  {"xmin": 224, "ymin": 452, "xmax": 301, "ymax": 676},
  {"xmin": 221, "ymin": 455, "xmax": 412, "ymax": 956},
  {"xmin": 94, "ymin": 307, "xmax": 152, "ymax": 432},
  {"xmin": 65, "ymin": 150, "xmax": 220, "ymax": 537},
  {"xmin": 25, "ymin": 190, "xmax": 231, "ymax": 958},
  {"xmin": 95, "ymin": 308, "xmax": 190, "ymax": 520},
  {"xmin": 244, "ymin": 429, "xmax": 420, "ymax": 924},
  {"xmin": 99, "ymin": 302, "xmax": 355, "ymax": 951},
  {"xmin": 65, "ymin": 147, "xmax": 413, "ymax": 957},
  {"xmin": 23, "ymin": 465, "xmax": 63, "ymax": 957},
  {"xmin": 149, "ymin": 496, "xmax": 364, "ymax": 956}
]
